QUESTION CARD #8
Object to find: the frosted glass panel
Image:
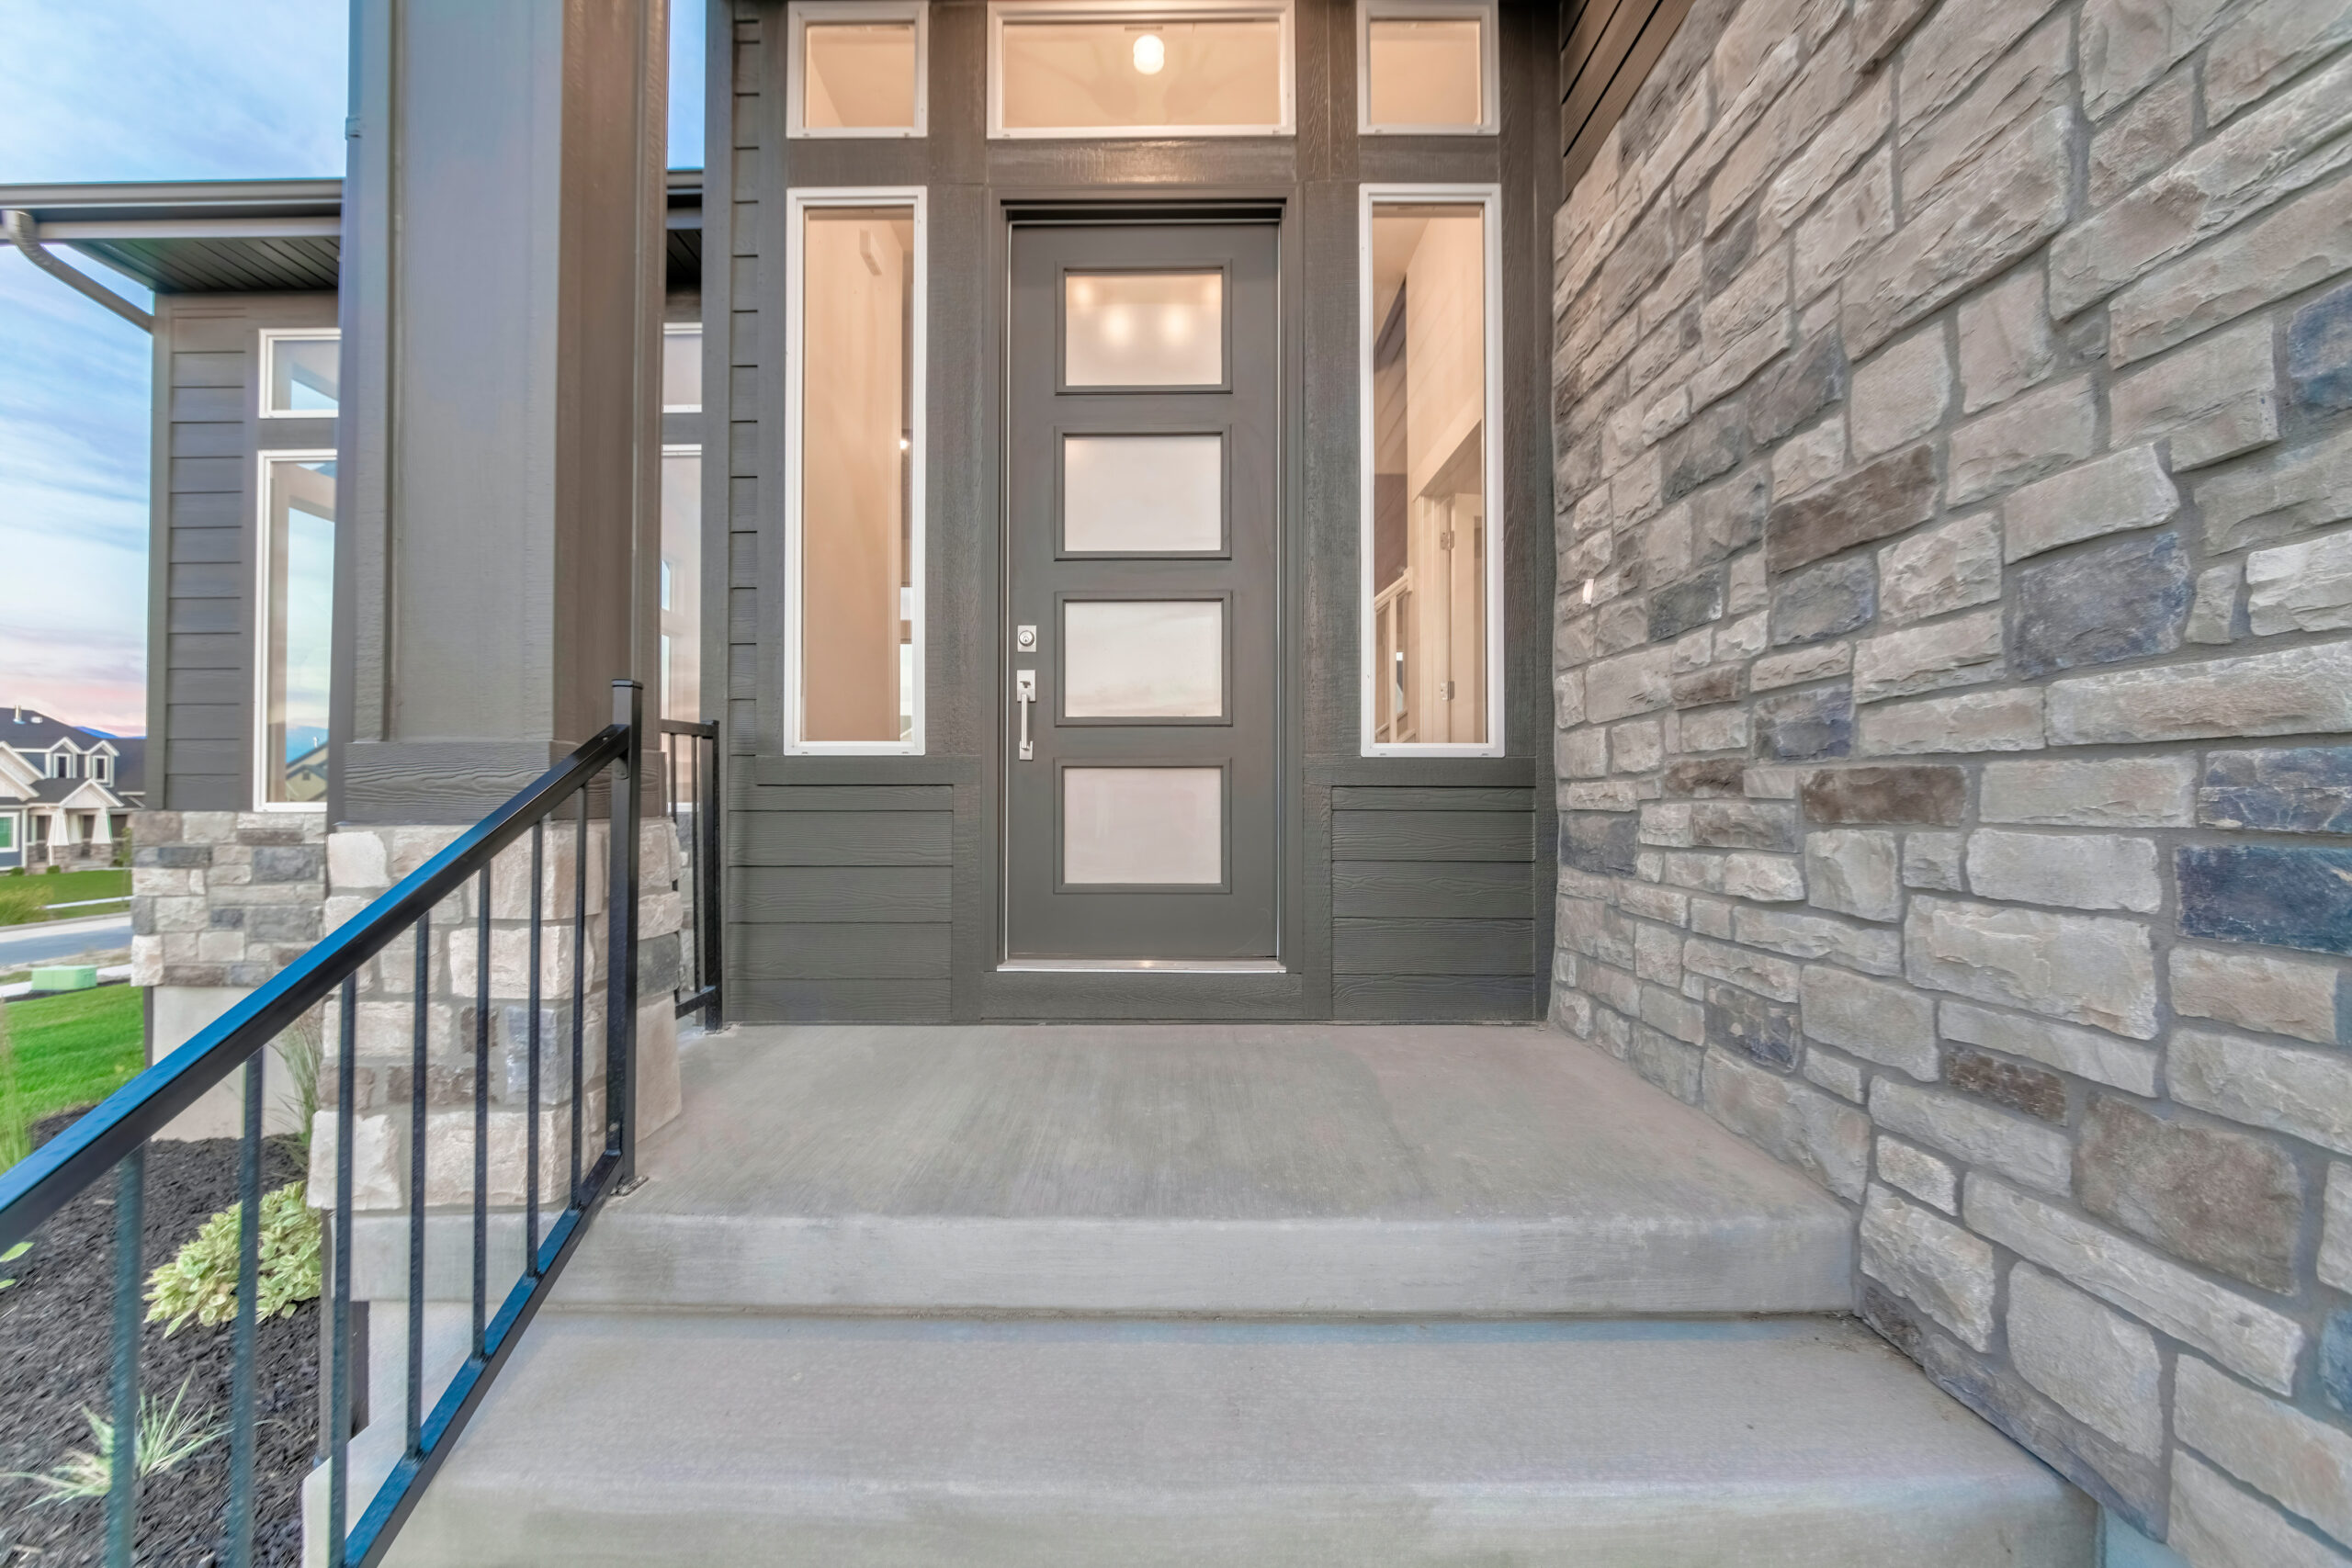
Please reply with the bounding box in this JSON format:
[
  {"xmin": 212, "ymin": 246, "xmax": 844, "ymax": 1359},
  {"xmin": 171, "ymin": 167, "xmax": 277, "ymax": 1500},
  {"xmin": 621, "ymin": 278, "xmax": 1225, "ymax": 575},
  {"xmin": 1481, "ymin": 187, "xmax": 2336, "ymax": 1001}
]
[
  {"xmin": 1063, "ymin": 434, "xmax": 1222, "ymax": 552},
  {"xmin": 999, "ymin": 18, "xmax": 1283, "ymax": 131},
  {"xmin": 1065, "ymin": 272, "xmax": 1223, "ymax": 387},
  {"xmin": 1367, "ymin": 17, "xmax": 1484, "ymax": 128},
  {"xmin": 1064, "ymin": 600, "xmax": 1223, "ymax": 717},
  {"xmin": 804, "ymin": 22, "xmax": 920, "ymax": 129},
  {"xmin": 1064, "ymin": 768, "xmax": 1223, "ymax": 884}
]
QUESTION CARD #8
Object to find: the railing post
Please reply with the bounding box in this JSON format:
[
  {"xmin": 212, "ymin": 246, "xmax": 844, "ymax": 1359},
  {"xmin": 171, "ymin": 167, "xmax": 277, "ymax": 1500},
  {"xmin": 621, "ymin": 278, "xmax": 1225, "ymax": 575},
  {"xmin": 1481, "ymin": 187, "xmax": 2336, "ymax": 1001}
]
[
  {"xmin": 702, "ymin": 729, "xmax": 723, "ymax": 1031},
  {"xmin": 607, "ymin": 680, "xmax": 643, "ymax": 1184}
]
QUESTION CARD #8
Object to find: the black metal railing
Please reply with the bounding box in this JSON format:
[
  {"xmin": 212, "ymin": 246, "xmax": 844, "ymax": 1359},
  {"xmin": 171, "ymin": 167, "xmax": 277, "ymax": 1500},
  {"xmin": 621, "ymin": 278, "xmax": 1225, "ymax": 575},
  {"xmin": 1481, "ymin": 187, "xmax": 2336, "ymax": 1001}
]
[
  {"xmin": 658, "ymin": 717, "xmax": 722, "ymax": 1029},
  {"xmin": 0, "ymin": 680, "xmax": 691, "ymax": 1568}
]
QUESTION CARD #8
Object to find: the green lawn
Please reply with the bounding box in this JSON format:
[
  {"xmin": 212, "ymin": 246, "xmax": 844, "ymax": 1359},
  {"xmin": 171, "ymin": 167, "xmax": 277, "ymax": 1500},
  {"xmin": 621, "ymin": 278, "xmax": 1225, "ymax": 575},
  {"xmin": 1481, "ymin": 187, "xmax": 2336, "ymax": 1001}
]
[
  {"xmin": 0, "ymin": 867, "xmax": 132, "ymax": 926},
  {"xmin": 2, "ymin": 986, "xmax": 146, "ymax": 1145}
]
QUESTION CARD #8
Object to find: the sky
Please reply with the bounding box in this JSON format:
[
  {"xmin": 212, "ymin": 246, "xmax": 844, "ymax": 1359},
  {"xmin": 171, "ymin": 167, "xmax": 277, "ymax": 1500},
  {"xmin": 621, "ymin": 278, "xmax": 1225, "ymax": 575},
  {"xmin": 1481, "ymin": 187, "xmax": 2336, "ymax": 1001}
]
[{"xmin": 0, "ymin": 2, "xmax": 707, "ymax": 736}]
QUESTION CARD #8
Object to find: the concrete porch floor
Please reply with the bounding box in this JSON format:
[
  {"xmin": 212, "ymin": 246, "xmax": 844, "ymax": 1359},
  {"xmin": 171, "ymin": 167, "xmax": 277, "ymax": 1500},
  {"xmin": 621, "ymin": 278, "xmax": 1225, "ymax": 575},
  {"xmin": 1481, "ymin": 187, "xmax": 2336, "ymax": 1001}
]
[{"xmin": 552, "ymin": 1021, "xmax": 1856, "ymax": 1315}]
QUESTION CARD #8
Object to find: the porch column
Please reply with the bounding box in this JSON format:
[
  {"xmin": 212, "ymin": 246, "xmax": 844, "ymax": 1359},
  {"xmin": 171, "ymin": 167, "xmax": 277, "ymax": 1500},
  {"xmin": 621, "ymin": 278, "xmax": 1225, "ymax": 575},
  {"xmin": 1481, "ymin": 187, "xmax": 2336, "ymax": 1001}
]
[{"xmin": 334, "ymin": 0, "xmax": 669, "ymax": 824}]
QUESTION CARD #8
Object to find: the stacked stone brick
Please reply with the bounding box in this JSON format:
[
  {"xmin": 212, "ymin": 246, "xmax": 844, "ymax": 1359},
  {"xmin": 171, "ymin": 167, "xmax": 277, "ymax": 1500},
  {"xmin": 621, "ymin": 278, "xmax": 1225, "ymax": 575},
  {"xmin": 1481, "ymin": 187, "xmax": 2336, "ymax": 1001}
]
[
  {"xmin": 1549, "ymin": 0, "xmax": 2352, "ymax": 1561},
  {"xmin": 130, "ymin": 810, "xmax": 329, "ymax": 987},
  {"xmin": 311, "ymin": 820, "xmax": 685, "ymax": 1211}
]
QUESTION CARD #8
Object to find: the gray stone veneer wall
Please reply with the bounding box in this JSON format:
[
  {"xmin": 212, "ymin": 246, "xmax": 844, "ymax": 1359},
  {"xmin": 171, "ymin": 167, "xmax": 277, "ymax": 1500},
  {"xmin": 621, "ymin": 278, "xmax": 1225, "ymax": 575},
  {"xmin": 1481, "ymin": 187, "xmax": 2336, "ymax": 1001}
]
[
  {"xmin": 131, "ymin": 810, "xmax": 328, "ymax": 987},
  {"xmin": 1547, "ymin": 0, "xmax": 2352, "ymax": 1562}
]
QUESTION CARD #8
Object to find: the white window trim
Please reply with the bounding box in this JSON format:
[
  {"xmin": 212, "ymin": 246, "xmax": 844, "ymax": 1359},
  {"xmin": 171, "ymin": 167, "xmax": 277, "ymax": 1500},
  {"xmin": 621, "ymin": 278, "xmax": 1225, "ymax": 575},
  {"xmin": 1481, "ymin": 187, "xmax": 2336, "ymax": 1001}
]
[
  {"xmin": 253, "ymin": 449, "xmax": 337, "ymax": 810},
  {"xmin": 783, "ymin": 187, "xmax": 928, "ymax": 756},
  {"xmin": 662, "ymin": 323, "xmax": 706, "ymax": 413},
  {"xmin": 1356, "ymin": 0, "xmax": 1498, "ymax": 137},
  {"xmin": 0, "ymin": 811, "xmax": 17, "ymax": 852},
  {"xmin": 987, "ymin": 0, "xmax": 1296, "ymax": 140},
  {"xmin": 788, "ymin": 0, "xmax": 930, "ymax": 140},
  {"xmin": 256, "ymin": 327, "xmax": 342, "ymax": 420},
  {"xmin": 1356, "ymin": 182, "xmax": 1505, "ymax": 758}
]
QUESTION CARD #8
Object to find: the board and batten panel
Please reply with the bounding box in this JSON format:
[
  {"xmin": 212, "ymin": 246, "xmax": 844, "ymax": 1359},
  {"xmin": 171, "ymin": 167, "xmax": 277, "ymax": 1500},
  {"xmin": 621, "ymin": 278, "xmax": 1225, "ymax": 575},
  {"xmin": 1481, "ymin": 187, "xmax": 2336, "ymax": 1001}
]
[
  {"xmin": 151, "ymin": 292, "xmax": 337, "ymax": 812},
  {"xmin": 1331, "ymin": 785, "xmax": 1537, "ymax": 1020}
]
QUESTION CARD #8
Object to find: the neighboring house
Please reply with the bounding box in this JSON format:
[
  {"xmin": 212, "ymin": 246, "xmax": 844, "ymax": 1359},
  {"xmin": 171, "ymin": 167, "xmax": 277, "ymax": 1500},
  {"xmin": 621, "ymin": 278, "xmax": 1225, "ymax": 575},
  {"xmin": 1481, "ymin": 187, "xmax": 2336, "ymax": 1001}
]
[
  {"xmin": 0, "ymin": 705, "xmax": 141, "ymax": 868},
  {"xmin": 3, "ymin": 4, "xmax": 2351, "ymax": 1566}
]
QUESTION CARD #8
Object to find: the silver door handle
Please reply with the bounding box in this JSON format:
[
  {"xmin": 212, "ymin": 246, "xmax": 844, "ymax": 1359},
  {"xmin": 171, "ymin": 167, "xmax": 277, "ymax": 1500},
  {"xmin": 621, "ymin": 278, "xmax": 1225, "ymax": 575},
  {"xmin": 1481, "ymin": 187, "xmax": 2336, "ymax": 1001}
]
[{"xmin": 1015, "ymin": 669, "xmax": 1037, "ymax": 761}]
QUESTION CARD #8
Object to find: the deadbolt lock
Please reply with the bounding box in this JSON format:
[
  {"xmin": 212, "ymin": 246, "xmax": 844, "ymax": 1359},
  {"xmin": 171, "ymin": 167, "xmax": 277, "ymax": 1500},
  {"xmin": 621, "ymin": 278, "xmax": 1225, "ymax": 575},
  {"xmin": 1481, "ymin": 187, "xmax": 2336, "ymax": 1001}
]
[{"xmin": 1016, "ymin": 624, "xmax": 1038, "ymax": 651}]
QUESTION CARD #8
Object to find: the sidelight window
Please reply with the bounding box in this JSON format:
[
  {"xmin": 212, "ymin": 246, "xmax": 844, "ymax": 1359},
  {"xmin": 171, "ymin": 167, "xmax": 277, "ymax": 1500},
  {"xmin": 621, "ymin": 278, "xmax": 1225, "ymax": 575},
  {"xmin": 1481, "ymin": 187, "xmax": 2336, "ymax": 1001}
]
[
  {"xmin": 661, "ymin": 446, "xmax": 703, "ymax": 722},
  {"xmin": 1360, "ymin": 187, "xmax": 1501, "ymax": 754},
  {"xmin": 786, "ymin": 191, "xmax": 925, "ymax": 752},
  {"xmin": 256, "ymin": 454, "xmax": 336, "ymax": 806},
  {"xmin": 989, "ymin": 1, "xmax": 1294, "ymax": 138},
  {"xmin": 790, "ymin": 2, "xmax": 927, "ymax": 136},
  {"xmin": 1360, "ymin": 0, "xmax": 1496, "ymax": 135}
]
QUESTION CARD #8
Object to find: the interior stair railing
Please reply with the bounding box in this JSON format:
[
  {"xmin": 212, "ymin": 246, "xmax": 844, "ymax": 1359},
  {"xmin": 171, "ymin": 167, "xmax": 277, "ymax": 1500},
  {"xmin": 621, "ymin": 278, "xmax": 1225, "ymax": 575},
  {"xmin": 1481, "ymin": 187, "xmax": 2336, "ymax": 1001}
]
[{"xmin": 0, "ymin": 679, "xmax": 718, "ymax": 1567}]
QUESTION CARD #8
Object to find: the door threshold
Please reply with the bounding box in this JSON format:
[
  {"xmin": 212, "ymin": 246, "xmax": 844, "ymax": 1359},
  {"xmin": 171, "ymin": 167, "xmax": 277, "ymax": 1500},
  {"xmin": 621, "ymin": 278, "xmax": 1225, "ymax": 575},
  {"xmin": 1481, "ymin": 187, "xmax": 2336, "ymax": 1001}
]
[{"xmin": 996, "ymin": 958, "xmax": 1287, "ymax": 975}]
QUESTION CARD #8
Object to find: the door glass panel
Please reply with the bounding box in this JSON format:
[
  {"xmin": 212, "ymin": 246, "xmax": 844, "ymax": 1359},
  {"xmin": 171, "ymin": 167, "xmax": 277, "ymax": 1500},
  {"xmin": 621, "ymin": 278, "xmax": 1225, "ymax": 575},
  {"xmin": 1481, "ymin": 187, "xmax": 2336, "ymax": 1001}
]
[
  {"xmin": 1063, "ymin": 434, "xmax": 1222, "ymax": 553},
  {"xmin": 1367, "ymin": 201, "xmax": 1489, "ymax": 746},
  {"xmin": 799, "ymin": 205, "xmax": 919, "ymax": 745},
  {"xmin": 1063, "ymin": 767, "xmax": 1223, "ymax": 884},
  {"xmin": 804, "ymin": 22, "xmax": 921, "ymax": 130},
  {"xmin": 1065, "ymin": 272, "xmax": 1222, "ymax": 387},
  {"xmin": 661, "ymin": 450, "xmax": 701, "ymax": 721},
  {"xmin": 999, "ymin": 17, "xmax": 1283, "ymax": 132},
  {"xmin": 1064, "ymin": 600, "xmax": 1223, "ymax": 717},
  {"xmin": 1366, "ymin": 17, "xmax": 1484, "ymax": 128}
]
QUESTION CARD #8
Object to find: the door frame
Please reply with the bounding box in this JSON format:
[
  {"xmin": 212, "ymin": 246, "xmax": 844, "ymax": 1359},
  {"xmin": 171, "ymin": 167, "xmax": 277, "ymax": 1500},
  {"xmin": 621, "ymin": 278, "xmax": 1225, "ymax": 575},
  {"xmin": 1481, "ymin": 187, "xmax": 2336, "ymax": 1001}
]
[{"xmin": 978, "ymin": 192, "xmax": 1309, "ymax": 1012}]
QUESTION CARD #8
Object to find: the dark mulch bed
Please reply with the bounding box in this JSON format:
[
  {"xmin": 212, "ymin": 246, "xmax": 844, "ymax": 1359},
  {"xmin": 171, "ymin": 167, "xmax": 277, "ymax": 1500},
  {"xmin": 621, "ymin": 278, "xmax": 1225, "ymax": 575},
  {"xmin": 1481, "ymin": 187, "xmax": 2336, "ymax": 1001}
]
[{"xmin": 1, "ymin": 1112, "xmax": 317, "ymax": 1567}]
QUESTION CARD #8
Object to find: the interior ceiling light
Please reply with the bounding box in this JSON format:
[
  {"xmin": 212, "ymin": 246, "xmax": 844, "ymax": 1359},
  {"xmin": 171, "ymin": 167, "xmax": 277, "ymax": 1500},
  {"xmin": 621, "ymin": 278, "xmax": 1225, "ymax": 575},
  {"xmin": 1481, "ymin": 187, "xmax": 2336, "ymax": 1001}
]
[{"xmin": 1133, "ymin": 32, "xmax": 1166, "ymax": 73}]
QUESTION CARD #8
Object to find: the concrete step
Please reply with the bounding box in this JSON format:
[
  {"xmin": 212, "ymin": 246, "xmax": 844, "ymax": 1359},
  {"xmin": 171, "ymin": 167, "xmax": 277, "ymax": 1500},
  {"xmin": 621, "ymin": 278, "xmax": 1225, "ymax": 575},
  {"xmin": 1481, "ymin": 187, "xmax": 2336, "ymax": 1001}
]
[
  {"xmin": 379, "ymin": 1314, "xmax": 2095, "ymax": 1567},
  {"xmin": 356, "ymin": 1024, "xmax": 1855, "ymax": 1315}
]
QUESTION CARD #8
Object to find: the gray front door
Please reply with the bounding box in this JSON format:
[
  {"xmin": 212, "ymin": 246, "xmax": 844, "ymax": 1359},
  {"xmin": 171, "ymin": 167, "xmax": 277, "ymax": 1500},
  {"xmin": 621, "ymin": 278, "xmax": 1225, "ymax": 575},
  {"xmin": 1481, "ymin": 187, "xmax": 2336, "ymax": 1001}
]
[{"xmin": 1004, "ymin": 220, "xmax": 1281, "ymax": 964}]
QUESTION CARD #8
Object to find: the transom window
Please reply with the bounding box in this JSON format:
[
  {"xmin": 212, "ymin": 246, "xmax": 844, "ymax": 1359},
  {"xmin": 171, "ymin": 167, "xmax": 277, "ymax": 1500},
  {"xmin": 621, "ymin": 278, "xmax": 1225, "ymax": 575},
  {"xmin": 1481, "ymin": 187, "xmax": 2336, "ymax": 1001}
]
[
  {"xmin": 989, "ymin": 1, "xmax": 1295, "ymax": 138},
  {"xmin": 789, "ymin": 1, "xmax": 928, "ymax": 137},
  {"xmin": 259, "ymin": 329, "xmax": 341, "ymax": 417},
  {"xmin": 1360, "ymin": 0, "xmax": 1495, "ymax": 135}
]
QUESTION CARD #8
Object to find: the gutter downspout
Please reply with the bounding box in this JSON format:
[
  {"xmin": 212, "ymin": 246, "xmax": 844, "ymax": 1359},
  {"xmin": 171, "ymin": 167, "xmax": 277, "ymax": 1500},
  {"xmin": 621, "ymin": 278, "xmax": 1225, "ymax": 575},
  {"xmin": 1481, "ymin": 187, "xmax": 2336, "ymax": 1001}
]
[{"xmin": 3, "ymin": 209, "xmax": 154, "ymax": 333}]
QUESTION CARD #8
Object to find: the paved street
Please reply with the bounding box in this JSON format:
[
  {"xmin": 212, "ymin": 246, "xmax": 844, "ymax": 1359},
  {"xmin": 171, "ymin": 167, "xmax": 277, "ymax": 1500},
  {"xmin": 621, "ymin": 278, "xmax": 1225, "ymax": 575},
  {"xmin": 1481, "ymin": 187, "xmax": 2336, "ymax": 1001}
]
[{"xmin": 0, "ymin": 914, "xmax": 132, "ymax": 969}]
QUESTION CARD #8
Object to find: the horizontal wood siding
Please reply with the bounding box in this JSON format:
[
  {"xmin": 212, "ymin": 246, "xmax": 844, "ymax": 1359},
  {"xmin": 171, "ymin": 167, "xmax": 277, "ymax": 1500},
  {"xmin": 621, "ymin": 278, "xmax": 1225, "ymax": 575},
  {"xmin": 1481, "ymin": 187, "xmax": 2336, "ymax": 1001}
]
[
  {"xmin": 1330, "ymin": 786, "xmax": 1538, "ymax": 1021},
  {"xmin": 1559, "ymin": 0, "xmax": 1701, "ymax": 192}
]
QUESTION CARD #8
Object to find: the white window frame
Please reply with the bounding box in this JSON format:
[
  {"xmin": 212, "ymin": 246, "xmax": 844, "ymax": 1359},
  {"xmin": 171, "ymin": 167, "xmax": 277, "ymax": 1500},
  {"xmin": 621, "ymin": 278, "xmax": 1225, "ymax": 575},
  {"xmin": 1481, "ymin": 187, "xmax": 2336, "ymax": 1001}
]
[
  {"xmin": 89, "ymin": 752, "xmax": 111, "ymax": 784},
  {"xmin": 256, "ymin": 327, "xmax": 343, "ymax": 419},
  {"xmin": 1357, "ymin": 182, "xmax": 1505, "ymax": 758},
  {"xmin": 783, "ymin": 187, "xmax": 928, "ymax": 756},
  {"xmin": 788, "ymin": 0, "xmax": 930, "ymax": 139},
  {"xmin": 1357, "ymin": 0, "xmax": 1498, "ymax": 137},
  {"xmin": 0, "ymin": 811, "xmax": 17, "ymax": 852},
  {"xmin": 660, "ymin": 441, "xmax": 705, "ymax": 723},
  {"xmin": 662, "ymin": 323, "xmax": 706, "ymax": 412},
  {"xmin": 253, "ymin": 449, "xmax": 338, "ymax": 810},
  {"xmin": 987, "ymin": 0, "xmax": 1295, "ymax": 140}
]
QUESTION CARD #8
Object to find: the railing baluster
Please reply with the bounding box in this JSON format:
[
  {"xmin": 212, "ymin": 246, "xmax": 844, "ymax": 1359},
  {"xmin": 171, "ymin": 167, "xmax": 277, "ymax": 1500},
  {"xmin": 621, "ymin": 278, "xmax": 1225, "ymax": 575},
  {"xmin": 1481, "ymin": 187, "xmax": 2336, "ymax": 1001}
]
[
  {"xmin": 571, "ymin": 789, "xmax": 587, "ymax": 1206},
  {"xmin": 224, "ymin": 1045, "xmax": 265, "ymax": 1565},
  {"xmin": 407, "ymin": 908, "xmax": 429, "ymax": 1460},
  {"xmin": 106, "ymin": 1146, "xmax": 143, "ymax": 1568},
  {"xmin": 527, "ymin": 820, "xmax": 544, "ymax": 1273},
  {"xmin": 473, "ymin": 867, "xmax": 491, "ymax": 1350},
  {"xmin": 330, "ymin": 976, "xmax": 356, "ymax": 1567}
]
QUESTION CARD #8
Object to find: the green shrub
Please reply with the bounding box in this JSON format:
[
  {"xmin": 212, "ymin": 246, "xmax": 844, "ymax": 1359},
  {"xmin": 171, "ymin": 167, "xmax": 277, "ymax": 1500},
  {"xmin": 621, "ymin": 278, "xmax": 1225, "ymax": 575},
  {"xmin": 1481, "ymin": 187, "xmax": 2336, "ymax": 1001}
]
[{"xmin": 144, "ymin": 1180, "xmax": 322, "ymax": 1334}]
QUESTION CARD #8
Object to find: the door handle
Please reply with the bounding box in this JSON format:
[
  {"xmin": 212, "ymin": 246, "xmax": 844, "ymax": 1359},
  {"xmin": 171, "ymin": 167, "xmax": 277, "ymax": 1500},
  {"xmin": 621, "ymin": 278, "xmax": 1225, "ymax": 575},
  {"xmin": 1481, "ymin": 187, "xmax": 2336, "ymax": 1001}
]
[{"xmin": 1015, "ymin": 669, "xmax": 1037, "ymax": 761}]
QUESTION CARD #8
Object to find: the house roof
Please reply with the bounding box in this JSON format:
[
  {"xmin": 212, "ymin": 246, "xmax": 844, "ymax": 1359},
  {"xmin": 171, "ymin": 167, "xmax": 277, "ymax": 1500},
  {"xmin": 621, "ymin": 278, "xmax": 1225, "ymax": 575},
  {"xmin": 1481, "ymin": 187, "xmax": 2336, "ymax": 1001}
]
[
  {"xmin": 0, "ymin": 710, "xmax": 144, "ymax": 799},
  {"xmin": 31, "ymin": 776, "xmax": 125, "ymax": 809},
  {"xmin": 0, "ymin": 172, "xmax": 705, "ymax": 296}
]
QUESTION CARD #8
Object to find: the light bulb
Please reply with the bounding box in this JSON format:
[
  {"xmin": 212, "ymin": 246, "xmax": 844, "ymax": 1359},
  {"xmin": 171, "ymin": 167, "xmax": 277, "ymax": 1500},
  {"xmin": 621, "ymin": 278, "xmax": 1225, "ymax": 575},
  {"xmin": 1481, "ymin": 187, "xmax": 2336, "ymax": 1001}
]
[{"xmin": 1133, "ymin": 32, "xmax": 1165, "ymax": 73}]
